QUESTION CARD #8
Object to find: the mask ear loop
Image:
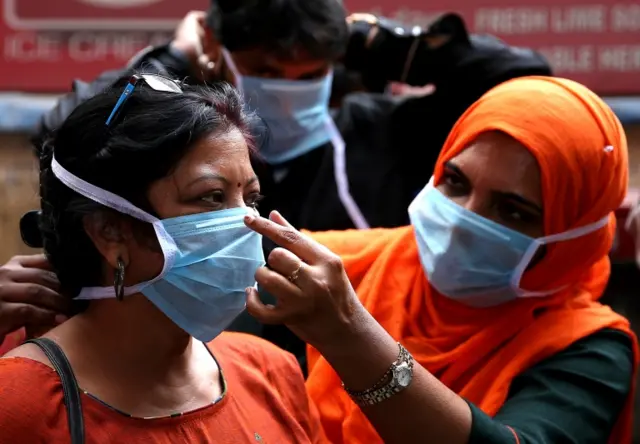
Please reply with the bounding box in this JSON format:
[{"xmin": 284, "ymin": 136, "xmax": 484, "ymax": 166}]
[
  {"xmin": 510, "ymin": 214, "xmax": 612, "ymax": 298},
  {"xmin": 221, "ymin": 49, "xmax": 243, "ymax": 95}
]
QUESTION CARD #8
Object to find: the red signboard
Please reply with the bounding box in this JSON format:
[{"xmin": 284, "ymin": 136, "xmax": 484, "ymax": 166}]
[
  {"xmin": 0, "ymin": 0, "xmax": 639, "ymax": 93},
  {"xmin": 5, "ymin": 0, "xmax": 190, "ymax": 30},
  {"xmin": 0, "ymin": 0, "xmax": 207, "ymax": 91}
]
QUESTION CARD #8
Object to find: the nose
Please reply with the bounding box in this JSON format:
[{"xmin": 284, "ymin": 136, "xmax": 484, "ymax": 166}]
[
  {"xmin": 451, "ymin": 193, "xmax": 491, "ymax": 220},
  {"xmin": 227, "ymin": 193, "xmax": 249, "ymax": 210},
  {"xmin": 448, "ymin": 194, "xmax": 495, "ymax": 253}
]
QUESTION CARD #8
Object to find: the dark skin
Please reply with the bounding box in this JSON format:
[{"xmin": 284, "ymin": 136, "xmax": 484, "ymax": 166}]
[
  {"xmin": 0, "ymin": 255, "xmax": 69, "ymax": 341},
  {"xmin": 5, "ymin": 128, "xmax": 263, "ymax": 418}
]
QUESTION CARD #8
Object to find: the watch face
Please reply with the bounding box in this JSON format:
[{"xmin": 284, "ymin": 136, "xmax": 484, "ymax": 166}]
[{"xmin": 395, "ymin": 364, "xmax": 412, "ymax": 388}]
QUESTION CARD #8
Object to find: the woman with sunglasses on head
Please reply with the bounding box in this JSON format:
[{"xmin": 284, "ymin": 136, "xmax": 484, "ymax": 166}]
[
  {"xmin": 237, "ymin": 77, "xmax": 638, "ymax": 444},
  {"xmin": 0, "ymin": 76, "xmax": 327, "ymax": 443}
]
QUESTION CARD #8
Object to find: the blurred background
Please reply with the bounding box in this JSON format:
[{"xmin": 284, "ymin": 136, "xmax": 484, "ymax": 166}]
[{"xmin": 0, "ymin": 0, "xmax": 639, "ymax": 433}]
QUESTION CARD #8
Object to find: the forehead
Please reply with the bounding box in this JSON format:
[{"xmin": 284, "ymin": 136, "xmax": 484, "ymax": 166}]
[
  {"xmin": 449, "ymin": 131, "xmax": 542, "ymax": 198},
  {"xmin": 173, "ymin": 128, "xmax": 251, "ymax": 175}
]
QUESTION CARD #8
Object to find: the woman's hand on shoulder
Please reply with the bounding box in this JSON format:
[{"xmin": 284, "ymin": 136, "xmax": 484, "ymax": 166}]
[{"xmin": 243, "ymin": 211, "xmax": 364, "ymax": 350}]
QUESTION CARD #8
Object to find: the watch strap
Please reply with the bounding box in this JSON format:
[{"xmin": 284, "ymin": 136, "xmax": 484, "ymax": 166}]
[{"xmin": 343, "ymin": 343, "xmax": 414, "ymax": 407}]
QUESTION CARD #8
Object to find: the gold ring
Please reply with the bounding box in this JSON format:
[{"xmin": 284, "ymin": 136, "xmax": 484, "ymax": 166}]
[{"xmin": 288, "ymin": 264, "xmax": 303, "ymax": 283}]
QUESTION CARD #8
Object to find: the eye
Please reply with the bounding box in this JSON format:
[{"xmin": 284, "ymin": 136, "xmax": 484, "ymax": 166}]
[
  {"xmin": 498, "ymin": 202, "xmax": 536, "ymax": 225},
  {"xmin": 200, "ymin": 191, "xmax": 225, "ymax": 208},
  {"xmin": 246, "ymin": 193, "xmax": 264, "ymax": 209},
  {"xmin": 441, "ymin": 171, "xmax": 468, "ymax": 195}
]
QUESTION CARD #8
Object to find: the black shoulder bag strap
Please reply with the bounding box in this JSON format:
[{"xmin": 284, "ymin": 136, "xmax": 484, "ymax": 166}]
[{"xmin": 25, "ymin": 338, "xmax": 85, "ymax": 444}]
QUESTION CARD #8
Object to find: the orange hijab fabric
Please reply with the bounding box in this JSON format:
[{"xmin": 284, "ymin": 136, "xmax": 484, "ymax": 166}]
[{"xmin": 305, "ymin": 77, "xmax": 638, "ymax": 444}]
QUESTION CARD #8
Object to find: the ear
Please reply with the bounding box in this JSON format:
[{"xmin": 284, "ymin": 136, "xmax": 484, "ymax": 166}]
[
  {"xmin": 82, "ymin": 210, "xmax": 133, "ymax": 270},
  {"xmin": 201, "ymin": 16, "xmax": 222, "ymax": 74}
]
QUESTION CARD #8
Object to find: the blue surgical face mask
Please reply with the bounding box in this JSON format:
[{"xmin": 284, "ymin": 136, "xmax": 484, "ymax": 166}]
[
  {"xmin": 408, "ymin": 179, "xmax": 610, "ymax": 307},
  {"xmin": 222, "ymin": 49, "xmax": 332, "ymax": 165},
  {"xmin": 51, "ymin": 157, "xmax": 265, "ymax": 342}
]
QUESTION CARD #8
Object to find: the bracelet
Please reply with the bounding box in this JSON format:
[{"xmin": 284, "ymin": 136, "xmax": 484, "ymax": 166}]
[
  {"xmin": 342, "ymin": 343, "xmax": 414, "ymax": 406},
  {"xmin": 342, "ymin": 364, "xmax": 393, "ymax": 397}
]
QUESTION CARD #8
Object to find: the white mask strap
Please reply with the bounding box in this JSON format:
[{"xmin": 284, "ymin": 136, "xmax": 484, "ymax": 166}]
[
  {"xmin": 513, "ymin": 214, "xmax": 611, "ymax": 297},
  {"xmin": 325, "ymin": 118, "xmax": 370, "ymax": 230},
  {"xmin": 538, "ymin": 214, "xmax": 611, "ymax": 244},
  {"xmin": 221, "ymin": 48, "xmax": 243, "ymax": 95},
  {"xmin": 52, "ymin": 156, "xmax": 158, "ymax": 224}
]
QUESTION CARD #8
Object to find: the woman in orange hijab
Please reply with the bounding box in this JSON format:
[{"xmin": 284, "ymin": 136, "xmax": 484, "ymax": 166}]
[{"xmin": 243, "ymin": 76, "xmax": 637, "ymax": 444}]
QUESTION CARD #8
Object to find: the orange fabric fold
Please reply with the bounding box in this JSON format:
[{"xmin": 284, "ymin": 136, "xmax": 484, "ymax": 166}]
[{"xmin": 305, "ymin": 77, "xmax": 638, "ymax": 444}]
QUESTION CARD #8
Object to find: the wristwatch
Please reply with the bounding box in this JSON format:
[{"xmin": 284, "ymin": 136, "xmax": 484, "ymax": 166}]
[{"xmin": 343, "ymin": 343, "xmax": 415, "ymax": 407}]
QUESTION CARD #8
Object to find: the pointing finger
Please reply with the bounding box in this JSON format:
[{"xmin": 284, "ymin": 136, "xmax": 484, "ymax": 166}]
[{"xmin": 244, "ymin": 214, "xmax": 325, "ymax": 265}]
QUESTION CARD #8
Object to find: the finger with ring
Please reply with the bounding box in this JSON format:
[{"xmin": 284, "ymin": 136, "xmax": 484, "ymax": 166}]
[
  {"xmin": 267, "ymin": 248, "xmax": 307, "ymax": 284},
  {"xmin": 255, "ymin": 267, "xmax": 303, "ymax": 302}
]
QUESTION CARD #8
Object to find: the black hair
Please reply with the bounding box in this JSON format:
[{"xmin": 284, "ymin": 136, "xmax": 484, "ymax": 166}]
[
  {"xmin": 207, "ymin": 0, "xmax": 348, "ymax": 61},
  {"xmin": 37, "ymin": 78, "xmax": 254, "ymax": 297}
]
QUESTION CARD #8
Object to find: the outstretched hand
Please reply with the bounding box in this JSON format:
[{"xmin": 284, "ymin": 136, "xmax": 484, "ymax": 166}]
[{"xmin": 243, "ymin": 211, "xmax": 363, "ymax": 348}]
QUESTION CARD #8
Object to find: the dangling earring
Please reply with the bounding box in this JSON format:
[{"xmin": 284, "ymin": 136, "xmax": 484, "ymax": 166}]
[{"xmin": 114, "ymin": 258, "xmax": 126, "ymax": 301}]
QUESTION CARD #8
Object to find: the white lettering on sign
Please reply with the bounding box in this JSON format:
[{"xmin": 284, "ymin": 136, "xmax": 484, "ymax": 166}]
[
  {"xmin": 68, "ymin": 32, "xmax": 101, "ymax": 62},
  {"xmin": 112, "ymin": 33, "xmax": 150, "ymax": 59},
  {"xmin": 610, "ymin": 4, "xmax": 640, "ymax": 32},
  {"xmin": 539, "ymin": 45, "xmax": 594, "ymax": 72},
  {"xmin": 475, "ymin": 8, "xmax": 549, "ymax": 34},
  {"xmin": 3, "ymin": 33, "xmax": 62, "ymax": 61},
  {"xmin": 599, "ymin": 46, "xmax": 640, "ymax": 71},
  {"xmin": 68, "ymin": 32, "xmax": 157, "ymax": 62},
  {"xmin": 550, "ymin": 6, "xmax": 606, "ymax": 33},
  {"xmin": 2, "ymin": 31, "xmax": 173, "ymax": 63}
]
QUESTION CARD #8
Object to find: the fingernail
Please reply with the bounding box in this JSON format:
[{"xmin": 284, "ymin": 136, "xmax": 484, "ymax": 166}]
[
  {"xmin": 55, "ymin": 314, "xmax": 68, "ymax": 324},
  {"xmin": 245, "ymin": 287, "xmax": 252, "ymax": 297},
  {"xmin": 244, "ymin": 214, "xmax": 255, "ymax": 224}
]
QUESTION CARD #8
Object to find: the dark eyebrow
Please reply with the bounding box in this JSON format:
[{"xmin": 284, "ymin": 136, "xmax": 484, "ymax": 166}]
[
  {"xmin": 245, "ymin": 176, "xmax": 260, "ymax": 187},
  {"xmin": 186, "ymin": 174, "xmax": 260, "ymax": 189},
  {"xmin": 187, "ymin": 173, "xmax": 229, "ymax": 188},
  {"xmin": 443, "ymin": 161, "xmax": 542, "ymax": 214},
  {"xmin": 443, "ymin": 161, "xmax": 467, "ymax": 180}
]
